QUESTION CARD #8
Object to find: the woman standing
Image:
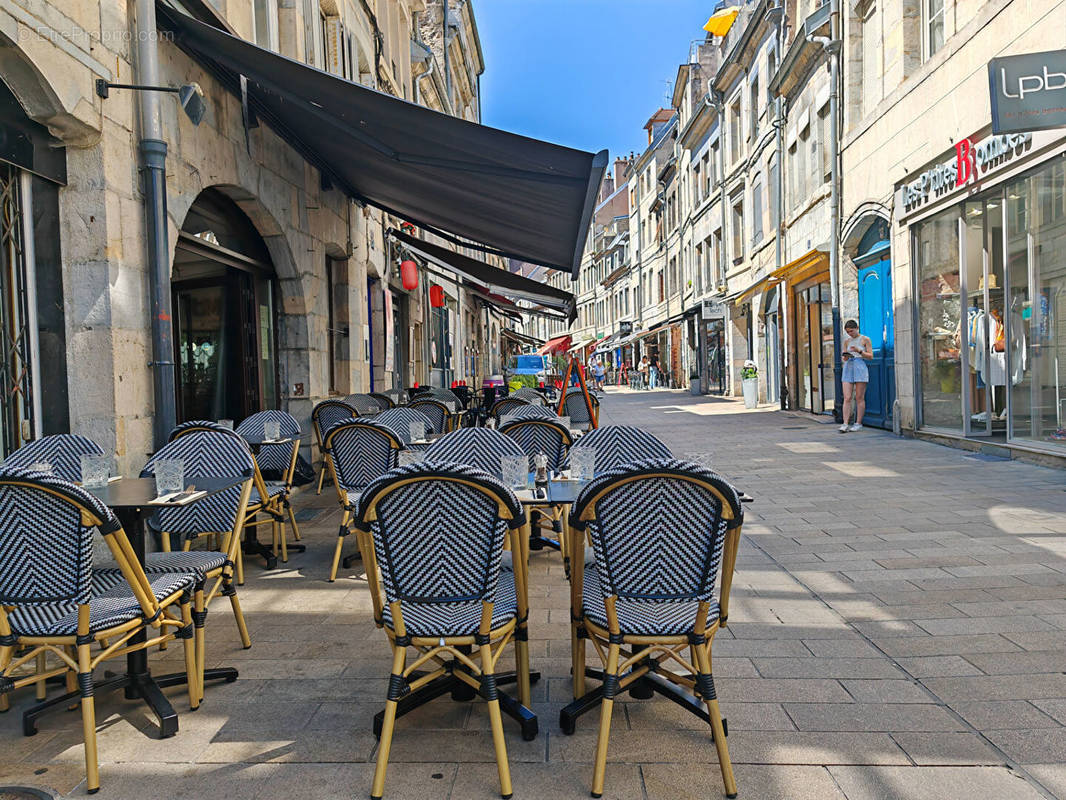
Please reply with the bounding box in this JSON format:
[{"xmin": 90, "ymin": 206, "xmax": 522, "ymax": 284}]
[{"xmin": 840, "ymin": 319, "xmax": 873, "ymax": 432}]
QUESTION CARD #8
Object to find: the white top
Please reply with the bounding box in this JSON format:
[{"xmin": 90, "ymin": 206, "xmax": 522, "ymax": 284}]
[{"xmin": 843, "ymin": 334, "xmax": 869, "ymax": 359}]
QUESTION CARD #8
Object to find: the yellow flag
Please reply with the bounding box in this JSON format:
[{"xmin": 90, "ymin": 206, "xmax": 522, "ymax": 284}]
[{"xmin": 703, "ymin": 6, "xmax": 740, "ymax": 36}]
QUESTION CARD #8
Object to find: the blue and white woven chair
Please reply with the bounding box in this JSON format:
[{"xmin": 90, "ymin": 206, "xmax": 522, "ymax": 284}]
[
  {"xmin": 497, "ymin": 404, "xmax": 556, "ymax": 425},
  {"xmin": 353, "ymin": 462, "xmax": 531, "ymax": 800},
  {"xmin": 423, "ymin": 427, "xmax": 526, "ymax": 480},
  {"xmin": 3, "ymin": 434, "xmax": 105, "ymax": 482},
  {"xmin": 511, "ymin": 387, "xmax": 548, "ymax": 406},
  {"xmin": 375, "ymin": 407, "xmax": 434, "ymax": 446},
  {"xmin": 566, "ymin": 459, "xmax": 743, "ymax": 798},
  {"xmin": 500, "ymin": 418, "xmax": 573, "ymax": 473},
  {"xmin": 369, "ymin": 392, "xmax": 396, "ymax": 411},
  {"xmin": 383, "ymin": 388, "xmax": 408, "ymax": 405},
  {"xmin": 237, "ymin": 410, "xmax": 304, "ymax": 552},
  {"xmin": 423, "ymin": 386, "xmax": 462, "ymax": 407},
  {"xmin": 560, "ymin": 389, "xmax": 600, "ymax": 431},
  {"xmin": 489, "ymin": 396, "xmax": 530, "ymax": 425},
  {"xmin": 344, "ymin": 393, "xmax": 384, "ymax": 416},
  {"xmin": 0, "ymin": 466, "xmax": 200, "ymax": 794},
  {"xmin": 312, "ymin": 400, "xmax": 358, "ymax": 494},
  {"xmin": 139, "ymin": 427, "xmax": 257, "ymax": 667},
  {"xmin": 323, "ymin": 419, "xmax": 404, "ymax": 582},
  {"xmin": 564, "ymin": 425, "xmax": 672, "ymax": 475},
  {"xmin": 408, "ymin": 397, "xmax": 451, "ymax": 434}
]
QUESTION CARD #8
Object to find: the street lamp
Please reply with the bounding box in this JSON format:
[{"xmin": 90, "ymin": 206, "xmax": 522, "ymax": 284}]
[{"xmin": 95, "ymin": 79, "xmax": 207, "ymax": 126}]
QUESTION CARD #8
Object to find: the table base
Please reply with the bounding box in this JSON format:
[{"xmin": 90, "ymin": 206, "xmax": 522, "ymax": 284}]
[
  {"xmin": 559, "ymin": 668, "xmax": 726, "ymax": 737},
  {"xmin": 372, "ymin": 667, "xmax": 541, "ymax": 742},
  {"xmin": 21, "ymin": 667, "xmax": 238, "ymax": 738},
  {"xmin": 242, "ymin": 533, "xmax": 305, "ymax": 571}
]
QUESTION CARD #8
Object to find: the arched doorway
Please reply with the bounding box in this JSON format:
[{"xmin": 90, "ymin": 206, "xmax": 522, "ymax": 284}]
[
  {"xmin": 173, "ymin": 189, "xmax": 279, "ymax": 422},
  {"xmin": 850, "ymin": 214, "xmax": 894, "ymax": 429}
]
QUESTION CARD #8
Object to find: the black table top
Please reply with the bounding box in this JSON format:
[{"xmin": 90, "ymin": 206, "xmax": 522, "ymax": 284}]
[{"xmin": 85, "ymin": 476, "xmax": 245, "ymax": 510}]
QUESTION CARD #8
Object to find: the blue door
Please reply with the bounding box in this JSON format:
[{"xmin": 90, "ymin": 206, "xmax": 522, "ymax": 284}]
[{"xmin": 858, "ymin": 252, "xmax": 895, "ymax": 429}]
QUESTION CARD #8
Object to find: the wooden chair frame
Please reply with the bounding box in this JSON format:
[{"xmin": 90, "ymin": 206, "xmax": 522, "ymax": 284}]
[
  {"xmin": 565, "ymin": 470, "xmax": 743, "ymax": 799},
  {"xmin": 311, "ymin": 400, "xmax": 358, "ymax": 494},
  {"xmin": 356, "ymin": 473, "xmax": 534, "ymax": 800},
  {"xmin": 0, "ymin": 480, "xmax": 199, "ymax": 794}
]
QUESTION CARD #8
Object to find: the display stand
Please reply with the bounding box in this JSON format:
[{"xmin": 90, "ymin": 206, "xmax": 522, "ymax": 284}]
[{"xmin": 556, "ymin": 355, "xmax": 598, "ymax": 429}]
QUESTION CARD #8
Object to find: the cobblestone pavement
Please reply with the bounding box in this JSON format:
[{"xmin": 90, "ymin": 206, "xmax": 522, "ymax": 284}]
[{"xmin": 3, "ymin": 389, "xmax": 1066, "ymax": 799}]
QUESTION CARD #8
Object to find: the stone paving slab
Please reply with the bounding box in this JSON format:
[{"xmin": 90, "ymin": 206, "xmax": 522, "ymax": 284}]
[{"xmin": 3, "ymin": 390, "xmax": 1066, "ymax": 798}]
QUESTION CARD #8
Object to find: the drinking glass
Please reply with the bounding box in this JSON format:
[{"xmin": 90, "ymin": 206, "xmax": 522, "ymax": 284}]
[
  {"xmin": 79, "ymin": 453, "xmax": 110, "ymax": 489},
  {"xmin": 571, "ymin": 448, "xmax": 596, "ymax": 481},
  {"xmin": 398, "ymin": 450, "xmax": 424, "ymax": 467},
  {"xmin": 263, "ymin": 419, "xmax": 282, "ymax": 441},
  {"xmin": 500, "ymin": 455, "xmax": 528, "ymax": 490},
  {"xmin": 217, "ymin": 419, "xmax": 234, "ymax": 430},
  {"xmin": 153, "ymin": 458, "xmax": 185, "ymax": 497},
  {"xmin": 408, "ymin": 420, "xmax": 426, "ymax": 443}
]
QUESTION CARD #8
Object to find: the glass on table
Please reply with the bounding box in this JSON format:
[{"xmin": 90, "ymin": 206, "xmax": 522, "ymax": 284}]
[
  {"xmin": 217, "ymin": 419, "xmax": 234, "ymax": 430},
  {"xmin": 263, "ymin": 419, "xmax": 282, "ymax": 441},
  {"xmin": 570, "ymin": 447, "xmax": 595, "ymax": 481},
  {"xmin": 398, "ymin": 450, "xmax": 424, "ymax": 467},
  {"xmin": 79, "ymin": 453, "xmax": 110, "ymax": 488},
  {"xmin": 153, "ymin": 458, "xmax": 185, "ymax": 497},
  {"xmin": 408, "ymin": 420, "xmax": 426, "ymax": 443},
  {"xmin": 500, "ymin": 455, "xmax": 529, "ymax": 490}
]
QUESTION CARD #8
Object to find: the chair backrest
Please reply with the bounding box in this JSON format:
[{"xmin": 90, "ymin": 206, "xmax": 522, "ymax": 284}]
[
  {"xmin": 236, "ymin": 410, "xmax": 301, "ymax": 476},
  {"xmin": 572, "ymin": 459, "xmax": 742, "ymax": 608},
  {"xmin": 355, "ymin": 462, "xmax": 523, "ymax": 629},
  {"xmin": 383, "ymin": 388, "xmax": 409, "ymax": 404},
  {"xmin": 424, "ymin": 428, "xmax": 525, "ymax": 479},
  {"xmin": 312, "ymin": 400, "xmax": 359, "ymax": 445},
  {"xmin": 561, "ymin": 391, "xmax": 599, "ymax": 427},
  {"xmin": 375, "ymin": 407, "xmax": 434, "ymax": 445},
  {"xmin": 500, "ymin": 418, "xmax": 573, "ymax": 472},
  {"xmin": 490, "ymin": 396, "xmax": 530, "ymax": 421},
  {"xmin": 408, "ymin": 398, "xmax": 449, "ymax": 434},
  {"xmin": 511, "ymin": 387, "xmax": 547, "ymax": 406},
  {"xmin": 564, "ymin": 425, "xmax": 672, "ymax": 474},
  {"xmin": 143, "ymin": 429, "xmax": 256, "ymax": 536},
  {"xmin": 324, "ymin": 419, "xmax": 403, "ymax": 493},
  {"xmin": 0, "ymin": 466, "xmax": 117, "ymax": 607},
  {"xmin": 499, "ymin": 404, "xmax": 556, "ymax": 424},
  {"xmin": 369, "ymin": 392, "xmax": 396, "ymax": 410},
  {"xmin": 3, "ymin": 434, "xmax": 104, "ymax": 483},
  {"xmin": 344, "ymin": 394, "xmax": 383, "ymax": 416},
  {"xmin": 424, "ymin": 387, "xmax": 461, "ymax": 407}
]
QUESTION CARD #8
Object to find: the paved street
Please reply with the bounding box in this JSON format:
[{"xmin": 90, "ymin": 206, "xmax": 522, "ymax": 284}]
[{"xmin": 4, "ymin": 389, "xmax": 1066, "ymax": 799}]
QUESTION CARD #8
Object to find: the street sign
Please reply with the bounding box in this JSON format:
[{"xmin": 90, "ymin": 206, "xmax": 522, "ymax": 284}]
[{"xmin": 989, "ymin": 50, "xmax": 1066, "ymax": 134}]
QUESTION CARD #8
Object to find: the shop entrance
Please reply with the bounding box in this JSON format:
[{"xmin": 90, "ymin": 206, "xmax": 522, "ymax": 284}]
[
  {"xmin": 793, "ymin": 282, "xmax": 834, "ymax": 414},
  {"xmin": 857, "ymin": 239, "xmax": 895, "ymax": 429},
  {"xmin": 173, "ymin": 189, "xmax": 279, "ymax": 423}
]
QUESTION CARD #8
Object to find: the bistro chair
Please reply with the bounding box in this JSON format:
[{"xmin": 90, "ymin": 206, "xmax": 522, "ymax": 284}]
[
  {"xmin": 500, "ymin": 417, "xmax": 575, "ymax": 554},
  {"xmin": 497, "ymin": 404, "xmax": 556, "ymax": 425},
  {"xmin": 344, "ymin": 393, "xmax": 384, "ymax": 416},
  {"xmin": 565, "ymin": 458, "xmax": 744, "ymax": 799},
  {"xmin": 369, "ymin": 392, "xmax": 397, "ymax": 410},
  {"xmin": 561, "ymin": 389, "xmax": 600, "ymax": 431},
  {"xmin": 511, "ymin": 387, "xmax": 548, "ymax": 406},
  {"xmin": 375, "ymin": 407, "xmax": 434, "ymax": 446},
  {"xmin": 3, "ymin": 433, "xmax": 105, "ymax": 481},
  {"xmin": 408, "ymin": 397, "xmax": 451, "ymax": 434},
  {"xmin": 237, "ymin": 410, "xmax": 304, "ymax": 550},
  {"xmin": 489, "ymin": 396, "xmax": 530, "ymax": 424},
  {"xmin": 423, "ymin": 427, "xmax": 526, "ymax": 480},
  {"xmin": 564, "ymin": 425, "xmax": 672, "ymax": 474},
  {"xmin": 384, "ymin": 388, "xmax": 408, "ymax": 405},
  {"xmin": 323, "ymin": 419, "xmax": 404, "ymax": 582},
  {"xmin": 0, "ymin": 467, "xmax": 199, "ymax": 794},
  {"xmin": 353, "ymin": 462, "xmax": 532, "ymax": 800},
  {"xmin": 139, "ymin": 428, "xmax": 257, "ymax": 665},
  {"xmin": 424, "ymin": 386, "xmax": 462, "ymax": 407},
  {"xmin": 312, "ymin": 400, "xmax": 358, "ymax": 494}
]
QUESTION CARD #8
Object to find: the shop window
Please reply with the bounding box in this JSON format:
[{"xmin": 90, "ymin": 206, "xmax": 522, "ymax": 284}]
[{"xmin": 915, "ymin": 206, "xmax": 961, "ymax": 430}]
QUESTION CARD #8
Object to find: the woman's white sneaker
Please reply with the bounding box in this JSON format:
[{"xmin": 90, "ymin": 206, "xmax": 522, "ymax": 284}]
[
  {"xmin": 848, "ymin": 423, "xmax": 863, "ymax": 432},
  {"xmin": 839, "ymin": 423, "xmax": 850, "ymax": 433}
]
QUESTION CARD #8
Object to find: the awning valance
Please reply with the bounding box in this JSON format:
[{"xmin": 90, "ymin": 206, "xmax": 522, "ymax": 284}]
[
  {"xmin": 771, "ymin": 247, "xmax": 829, "ymax": 286},
  {"xmin": 501, "ymin": 328, "xmax": 543, "ymax": 347},
  {"xmin": 537, "ymin": 335, "xmax": 572, "ymax": 356},
  {"xmin": 158, "ymin": 5, "xmax": 607, "ymax": 276},
  {"xmin": 392, "ymin": 230, "xmax": 576, "ymax": 322}
]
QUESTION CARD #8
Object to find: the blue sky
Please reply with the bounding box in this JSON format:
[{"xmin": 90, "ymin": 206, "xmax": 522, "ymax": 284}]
[{"xmin": 476, "ymin": 0, "xmax": 712, "ymax": 159}]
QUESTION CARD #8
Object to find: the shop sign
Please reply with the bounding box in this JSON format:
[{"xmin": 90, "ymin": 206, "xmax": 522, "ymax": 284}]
[
  {"xmin": 617, "ymin": 320, "xmax": 633, "ymax": 337},
  {"xmin": 702, "ymin": 299, "xmax": 726, "ymax": 319},
  {"xmin": 989, "ymin": 50, "xmax": 1066, "ymax": 134},
  {"xmin": 897, "ymin": 132, "xmax": 1032, "ymax": 215}
]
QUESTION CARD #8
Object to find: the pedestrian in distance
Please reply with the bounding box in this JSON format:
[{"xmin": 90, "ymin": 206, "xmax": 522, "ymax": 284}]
[
  {"xmin": 840, "ymin": 319, "xmax": 873, "ymax": 432},
  {"xmin": 593, "ymin": 359, "xmax": 605, "ymax": 390},
  {"xmin": 638, "ymin": 355, "xmax": 650, "ymax": 390},
  {"xmin": 649, "ymin": 356, "xmax": 660, "ymax": 390}
]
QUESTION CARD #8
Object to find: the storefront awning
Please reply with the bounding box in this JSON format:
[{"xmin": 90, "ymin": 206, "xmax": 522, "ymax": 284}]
[
  {"xmin": 501, "ymin": 328, "xmax": 543, "ymax": 347},
  {"xmin": 392, "ymin": 230, "xmax": 576, "ymax": 322},
  {"xmin": 159, "ymin": 5, "xmax": 607, "ymax": 276},
  {"xmin": 537, "ymin": 335, "xmax": 572, "ymax": 356},
  {"xmin": 593, "ymin": 335, "xmax": 618, "ymax": 354},
  {"xmin": 771, "ymin": 247, "xmax": 829, "ymax": 285},
  {"xmin": 567, "ymin": 338, "xmax": 595, "ymax": 354},
  {"xmin": 729, "ymin": 274, "xmax": 779, "ymax": 306}
]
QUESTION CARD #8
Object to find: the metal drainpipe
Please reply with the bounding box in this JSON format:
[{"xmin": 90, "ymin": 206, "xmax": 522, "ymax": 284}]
[
  {"xmin": 443, "ymin": 0, "xmax": 452, "ymax": 107},
  {"xmin": 773, "ymin": 14, "xmax": 787, "ymax": 410},
  {"xmin": 135, "ymin": 0, "xmax": 176, "ymax": 449}
]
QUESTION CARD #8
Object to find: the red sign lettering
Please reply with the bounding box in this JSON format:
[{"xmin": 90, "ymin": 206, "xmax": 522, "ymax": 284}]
[{"xmin": 955, "ymin": 138, "xmax": 975, "ymax": 188}]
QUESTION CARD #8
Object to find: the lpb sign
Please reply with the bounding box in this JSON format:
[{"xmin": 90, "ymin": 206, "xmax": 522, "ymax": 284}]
[{"xmin": 989, "ymin": 50, "xmax": 1066, "ymax": 134}]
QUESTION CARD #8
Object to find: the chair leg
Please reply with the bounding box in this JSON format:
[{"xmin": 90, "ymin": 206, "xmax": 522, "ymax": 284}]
[
  {"xmin": 235, "ymin": 544, "xmax": 245, "ymax": 587},
  {"xmin": 0, "ymin": 642, "xmax": 12, "ymax": 712},
  {"xmin": 276, "ymin": 518, "xmax": 287, "ymax": 563},
  {"xmin": 696, "ymin": 646, "xmax": 736, "ymax": 799},
  {"xmin": 35, "ymin": 651, "xmax": 47, "ymax": 700},
  {"xmin": 225, "ymin": 579, "xmax": 252, "ymax": 650},
  {"xmin": 371, "ymin": 644, "xmax": 406, "ymax": 800},
  {"xmin": 480, "ymin": 643, "xmax": 513, "ymax": 799},
  {"xmin": 180, "ymin": 600, "xmax": 199, "ymax": 711},
  {"xmin": 316, "ymin": 462, "xmax": 326, "ymax": 495},
  {"xmin": 65, "ymin": 647, "xmax": 77, "ymax": 696},
  {"xmin": 77, "ymin": 642, "xmax": 100, "ymax": 794},
  {"xmin": 287, "ymin": 503, "xmax": 302, "ymax": 541},
  {"xmin": 571, "ymin": 623, "xmax": 585, "ymax": 699},
  {"xmin": 328, "ymin": 533, "xmax": 345, "ymax": 583},
  {"xmin": 193, "ymin": 589, "xmax": 207, "ymax": 705},
  {"xmin": 590, "ymin": 643, "xmax": 620, "ymax": 798}
]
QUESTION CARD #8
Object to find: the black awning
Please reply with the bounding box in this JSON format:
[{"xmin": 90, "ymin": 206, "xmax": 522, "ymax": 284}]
[
  {"xmin": 502, "ymin": 328, "xmax": 544, "ymax": 347},
  {"xmin": 158, "ymin": 5, "xmax": 606, "ymax": 276},
  {"xmin": 392, "ymin": 230, "xmax": 576, "ymax": 323}
]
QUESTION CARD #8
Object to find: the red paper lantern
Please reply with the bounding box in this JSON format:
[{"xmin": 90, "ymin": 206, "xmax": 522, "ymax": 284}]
[
  {"xmin": 400, "ymin": 259, "xmax": 418, "ymax": 291},
  {"xmin": 429, "ymin": 285, "xmax": 445, "ymax": 308}
]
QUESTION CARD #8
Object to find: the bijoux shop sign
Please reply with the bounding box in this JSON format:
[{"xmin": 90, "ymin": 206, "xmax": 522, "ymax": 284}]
[
  {"xmin": 989, "ymin": 50, "xmax": 1066, "ymax": 134},
  {"xmin": 896, "ymin": 132, "xmax": 1032, "ymax": 215}
]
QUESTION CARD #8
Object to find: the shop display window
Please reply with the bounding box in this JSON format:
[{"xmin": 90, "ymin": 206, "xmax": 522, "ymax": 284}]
[{"xmin": 916, "ymin": 208, "xmax": 962, "ymax": 430}]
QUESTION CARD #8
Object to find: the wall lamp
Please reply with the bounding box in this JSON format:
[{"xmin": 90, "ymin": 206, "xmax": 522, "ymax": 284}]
[{"xmin": 96, "ymin": 79, "xmax": 207, "ymax": 126}]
